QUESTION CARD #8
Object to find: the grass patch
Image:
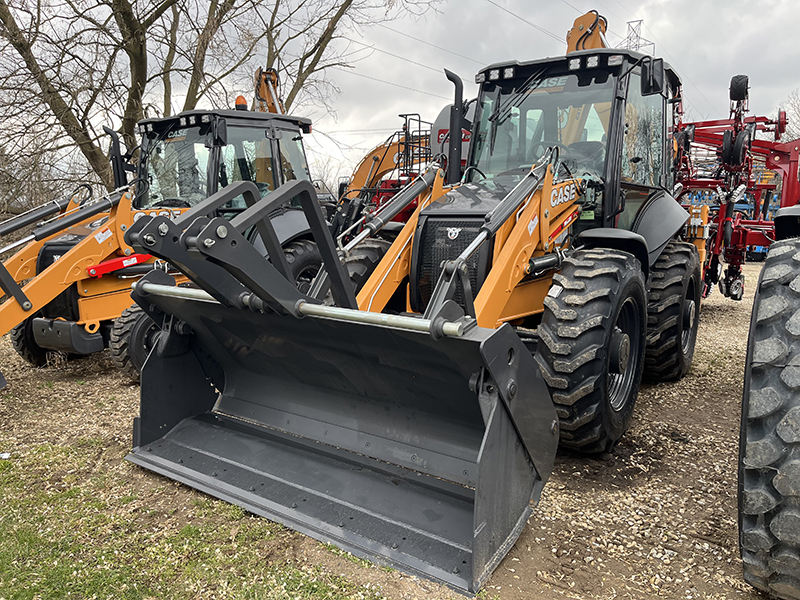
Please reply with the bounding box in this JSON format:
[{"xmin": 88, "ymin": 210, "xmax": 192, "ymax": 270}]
[{"xmin": 0, "ymin": 437, "xmax": 388, "ymax": 600}]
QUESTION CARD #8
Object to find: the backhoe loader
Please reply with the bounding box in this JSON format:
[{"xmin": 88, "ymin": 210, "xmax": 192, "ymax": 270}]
[
  {"xmin": 0, "ymin": 65, "xmax": 324, "ymax": 385},
  {"xmin": 122, "ymin": 12, "xmax": 700, "ymax": 593}
]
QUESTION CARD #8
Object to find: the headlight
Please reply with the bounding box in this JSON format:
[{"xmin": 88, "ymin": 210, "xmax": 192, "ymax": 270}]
[
  {"xmin": 587, "ymin": 56, "xmax": 599, "ymax": 68},
  {"xmin": 608, "ymin": 55, "xmax": 624, "ymax": 66},
  {"xmin": 489, "ymin": 69, "xmax": 500, "ymax": 81},
  {"xmin": 568, "ymin": 58, "xmax": 581, "ymax": 70}
]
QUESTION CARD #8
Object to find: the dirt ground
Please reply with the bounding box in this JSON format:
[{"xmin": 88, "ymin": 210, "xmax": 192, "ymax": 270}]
[{"xmin": 0, "ymin": 262, "xmax": 765, "ymax": 599}]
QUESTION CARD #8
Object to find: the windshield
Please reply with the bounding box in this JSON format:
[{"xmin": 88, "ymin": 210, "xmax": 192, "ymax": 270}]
[
  {"xmin": 139, "ymin": 126, "xmax": 210, "ymax": 209},
  {"xmin": 219, "ymin": 127, "xmax": 311, "ymax": 211},
  {"xmin": 468, "ymin": 69, "xmax": 615, "ymax": 184},
  {"xmin": 138, "ymin": 122, "xmax": 312, "ymax": 212}
]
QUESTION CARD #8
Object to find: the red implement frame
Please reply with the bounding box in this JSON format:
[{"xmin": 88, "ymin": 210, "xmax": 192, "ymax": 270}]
[{"xmin": 675, "ymin": 83, "xmax": 798, "ymax": 300}]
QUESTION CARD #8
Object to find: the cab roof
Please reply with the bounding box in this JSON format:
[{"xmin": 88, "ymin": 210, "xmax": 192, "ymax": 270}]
[
  {"xmin": 477, "ymin": 47, "xmax": 680, "ymax": 91},
  {"xmin": 138, "ymin": 108, "xmax": 312, "ymax": 131}
]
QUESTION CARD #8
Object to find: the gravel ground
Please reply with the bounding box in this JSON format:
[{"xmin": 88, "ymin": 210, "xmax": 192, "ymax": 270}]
[{"xmin": 0, "ymin": 262, "xmax": 764, "ymax": 599}]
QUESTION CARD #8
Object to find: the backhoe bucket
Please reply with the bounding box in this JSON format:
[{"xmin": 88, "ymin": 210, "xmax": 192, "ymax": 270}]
[{"xmin": 125, "ymin": 180, "xmax": 558, "ymax": 593}]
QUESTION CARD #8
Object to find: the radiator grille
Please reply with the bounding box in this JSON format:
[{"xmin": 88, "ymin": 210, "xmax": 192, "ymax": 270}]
[{"xmin": 416, "ymin": 218, "xmax": 487, "ymax": 312}]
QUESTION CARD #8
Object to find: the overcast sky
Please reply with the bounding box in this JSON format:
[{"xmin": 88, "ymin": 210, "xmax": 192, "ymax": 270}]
[{"xmin": 297, "ymin": 0, "xmax": 800, "ymax": 183}]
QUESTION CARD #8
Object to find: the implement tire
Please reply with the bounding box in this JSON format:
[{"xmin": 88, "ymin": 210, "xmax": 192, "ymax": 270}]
[
  {"xmin": 644, "ymin": 241, "xmax": 701, "ymax": 381},
  {"xmin": 10, "ymin": 316, "xmax": 49, "ymax": 367},
  {"xmin": 739, "ymin": 238, "xmax": 800, "ymax": 599},
  {"xmin": 730, "ymin": 74, "xmax": 749, "ymax": 102},
  {"xmin": 536, "ymin": 248, "xmax": 647, "ymax": 453},
  {"xmin": 110, "ymin": 305, "xmax": 160, "ymax": 382}
]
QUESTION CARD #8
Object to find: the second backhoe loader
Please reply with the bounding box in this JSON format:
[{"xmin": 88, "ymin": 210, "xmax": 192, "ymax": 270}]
[
  {"xmin": 121, "ymin": 12, "xmax": 700, "ymax": 593},
  {"xmin": 0, "ymin": 105, "xmax": 319, "ymax": 385}
]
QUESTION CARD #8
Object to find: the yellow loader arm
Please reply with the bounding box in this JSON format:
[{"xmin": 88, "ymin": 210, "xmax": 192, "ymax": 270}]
[{"xmin": 357, "ymin": 162, "xmax": 584, "ymax": 329}]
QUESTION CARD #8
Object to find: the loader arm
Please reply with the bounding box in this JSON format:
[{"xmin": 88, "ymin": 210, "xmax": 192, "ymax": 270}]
[
  {"xmin": 355, "ymin": 168, "xmax": 448, "ymax": 311},
  {"xmin": 1, "ymin": 189, "xmax": 92, "ymax": 284},
  {"xmin": 0, "ymin": 190, "xmax": 135, "ymax": 337},
  {"xmin": 474, "ymin": 167, "xmax": 582, "ymax": 328}
]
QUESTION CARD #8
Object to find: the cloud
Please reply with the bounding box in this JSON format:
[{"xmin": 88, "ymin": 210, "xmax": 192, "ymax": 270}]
[{"xmin": 304, "ymin": 0, "xmax": 800, "ymax": 178}]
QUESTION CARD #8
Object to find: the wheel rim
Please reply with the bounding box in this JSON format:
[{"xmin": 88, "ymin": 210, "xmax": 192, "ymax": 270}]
[
  {"xmin": 131, "ymin": 315, "xmax": 162, "ymax": 370},
  {"xmin": 681, "ymin": 280, "xmax": 697, "ymax": 354},
  {"xmin": 607, "ymin": 296, "xmax": 643, "ymax": 412},
  {"xmin": 295, "ymin": 265, "xmax": 320, "ymax": 294}
]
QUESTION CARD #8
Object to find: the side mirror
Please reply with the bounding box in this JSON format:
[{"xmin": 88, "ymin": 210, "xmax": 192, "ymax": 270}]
[
  {"xmin": 213, "ymin": 117, "xmax": 228, "ymax": 146},
  {"xmin": 641, "ymin": 57, "xmax": 665, "ymax": 96}
]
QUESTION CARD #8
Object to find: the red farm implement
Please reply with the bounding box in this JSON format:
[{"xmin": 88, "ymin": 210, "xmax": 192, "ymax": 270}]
[{"xmin": 674, "ymin": 75, "xmax": 798, "ymax": 300}]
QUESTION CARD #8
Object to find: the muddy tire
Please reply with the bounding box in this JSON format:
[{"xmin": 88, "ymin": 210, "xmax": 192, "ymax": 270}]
[
  {"xmin": 110, "ymin": 305, "xmax": 160, "ymax": 382},
  {"xmin": 739, "ymin": 238, "xmax": 800, "ymax": 599},
  {"xmin": 644, "ymin": 241, "xmax": 701, "ymax": 381},
  {"xmin": 342, "ymin": 239, "xmax": 392, "ymax": 293},
  {"xmin": 10, "ymin": 316, "xmax": 49, "ymax": 367},
  {"xmin": 536, "ymin": 248, "xmax": 647, "ymax": 453},
  {"xmin": 283, "ymin": 239, "xmax": 322, "ymax": 294}
]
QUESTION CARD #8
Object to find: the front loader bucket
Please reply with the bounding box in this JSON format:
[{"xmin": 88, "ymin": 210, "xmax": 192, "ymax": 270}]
[
  {"xmin": 124, "ymin": 179, "xmax": 558, "ymax": 593},
  {"xmin": 128, "ymin": 291, "xmax": 558, "ymax": 593}
]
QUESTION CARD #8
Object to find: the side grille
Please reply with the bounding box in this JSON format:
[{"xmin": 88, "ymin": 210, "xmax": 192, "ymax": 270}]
[{"xmin": 414, "ymin": 217, "xmax": 491, "ymax": 312}]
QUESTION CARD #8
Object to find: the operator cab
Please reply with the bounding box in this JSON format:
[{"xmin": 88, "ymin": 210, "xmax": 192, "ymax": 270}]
[
  {"xmin": 467, "ymin": 48, "xmax": 681, "ymax": 237},
  {"xmin": 135, "ymin": 109, "xmax": 313, "ymax": 217}
]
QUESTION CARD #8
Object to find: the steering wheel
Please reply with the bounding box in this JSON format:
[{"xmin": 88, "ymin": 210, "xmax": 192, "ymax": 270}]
[{"xmin": 528, "ymin": 141, "xmax": 570, "ymax": 162}]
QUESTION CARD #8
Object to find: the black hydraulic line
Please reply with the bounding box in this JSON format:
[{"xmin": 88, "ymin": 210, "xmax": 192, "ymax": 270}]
[
  {"xmin": 0, "ymin": 196, "xmax": 72, "ymax": 238},
  {"xmin": 32, "ymin": 190, "xmax": 124, "ymax": 242},
  {"xmin": 361, "ymin": 166, "xmax": 439, "ymax": 235},
  {"xmin": 482, "ymin": 162, "xmax": 547, "ymax": 238}
]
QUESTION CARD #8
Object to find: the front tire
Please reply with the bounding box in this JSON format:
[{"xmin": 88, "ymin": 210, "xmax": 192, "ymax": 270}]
[
  {"xmin": 739, "ymin": 238, "xmax": 800, "ymax": 599},
  {"xmin": 536, "ymin": 248, "xmax": 647, "ymax": 453},
  {"xmin": 283, "ymin": 239, "xmax": 322, "ymax": 293},
  {"xmin": 10, "ymin": 315, "xmax": 49, "ymax": 367},
  {"xmin": 644, "ymin": 241, "xmax": 701, "ymax": 381}
]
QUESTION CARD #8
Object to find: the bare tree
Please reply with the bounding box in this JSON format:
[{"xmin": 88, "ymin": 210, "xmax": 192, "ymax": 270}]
[
  {"xmin": 783, "ymin": 89, "xmax": 800, "ymax": 142},
  {"xmin": 0, "ymin": 0, "xmax": 438, "ymax": 193}
]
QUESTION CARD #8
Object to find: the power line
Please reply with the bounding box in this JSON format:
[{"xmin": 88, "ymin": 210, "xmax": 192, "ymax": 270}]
[
  {"xmin": 600, "ymin": 0, "xmax": 717, "ymax": 115},
  {"xmin": 376, "ymin": 24, "xmax": 484, "ymax": 65},
  {"xmin": 345, "ymin": 38, "xmax": 441, "ymax": 74},
  {"xmin": 330, "ymin": 67, "xmax": 451, "ymax": 101},
  {"xmin": 320, "ymin": 128, "xmax": 398, "ymax": 134},
  {"xmin": 483, "ymin": 0, "xmax": 564, "ymax": 42}
]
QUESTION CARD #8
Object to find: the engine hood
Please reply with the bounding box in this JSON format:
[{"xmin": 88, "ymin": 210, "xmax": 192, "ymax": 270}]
[{"xmin": 423, "ymin": 180, "xmax": 516, "ymax": 217}]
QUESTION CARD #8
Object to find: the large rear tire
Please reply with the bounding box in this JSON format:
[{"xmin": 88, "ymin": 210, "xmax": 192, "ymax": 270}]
[
  {"xmin": 740, "ymin": 238, "xmax": 800, "ymax": 599},
  {"xmin": 536, "ymin": 248, "xmax": 647, "ymax": 453},
  {"xmin": 644, "ymin": 241, "xmax": 701, "ymax": 381},
  {"xmin": 10, "ymin": 315, "xmax": 49, "ymax": 367}
]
